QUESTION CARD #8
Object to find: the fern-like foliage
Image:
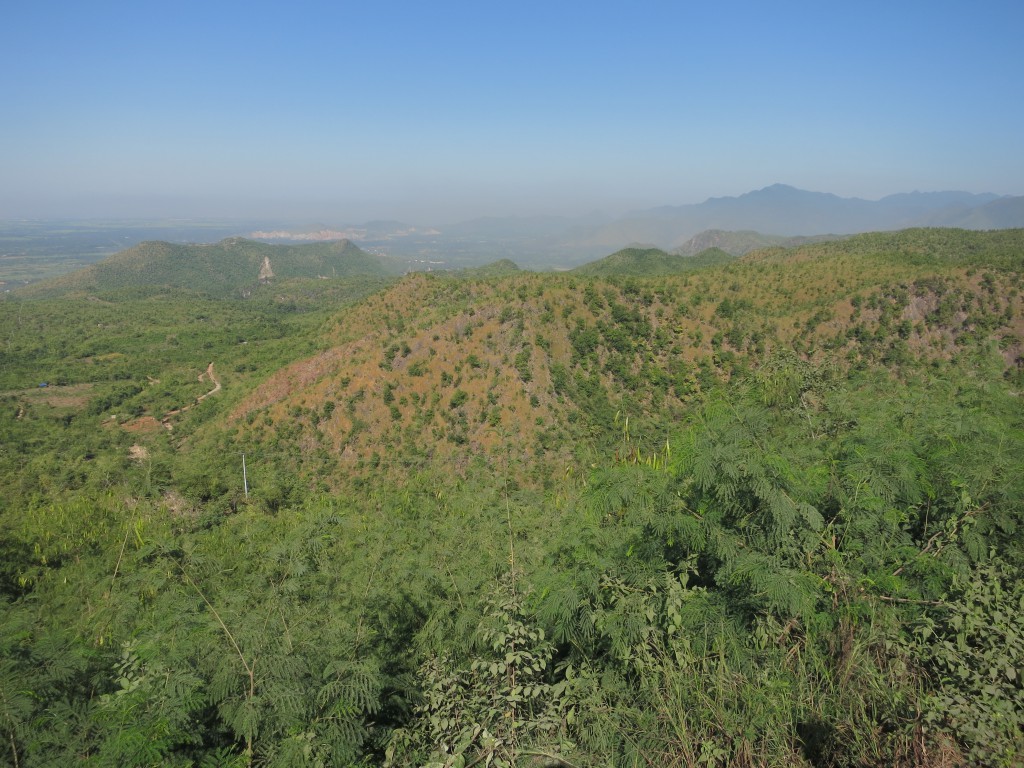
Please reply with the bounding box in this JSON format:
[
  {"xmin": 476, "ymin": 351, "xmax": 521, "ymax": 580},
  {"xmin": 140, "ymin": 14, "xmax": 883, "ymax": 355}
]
[
  {"xmin": 527, "ymin": 355, "xmax": 1024, "ymax": 764},
  {"xmin": 387, "ymin": 574, "xmax": 582, "ymax": 768}
]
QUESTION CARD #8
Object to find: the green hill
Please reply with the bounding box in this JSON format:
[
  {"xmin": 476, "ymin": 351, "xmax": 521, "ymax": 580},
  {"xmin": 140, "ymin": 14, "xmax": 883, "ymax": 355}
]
[
  {"xmin": 452, "ymin": 258, "xmax": 522, "ymax": 278},
  {"xmin": 19, "ymin": 237, "xmax": 397, "ymax": 298},
  {"xmin": 572, "ymin": 245, "xmax": 735, "ymax": 276}
]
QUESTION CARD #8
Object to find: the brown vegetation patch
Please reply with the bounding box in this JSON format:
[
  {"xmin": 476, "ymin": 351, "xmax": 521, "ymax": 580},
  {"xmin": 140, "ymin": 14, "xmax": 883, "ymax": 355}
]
[
  {"xmin": 231, "ymin": 343, "xmax": 370, "ymax": 418},
  {"xmin": 123, "ymin": 416, "xmax": 162, "ymax": 434}
]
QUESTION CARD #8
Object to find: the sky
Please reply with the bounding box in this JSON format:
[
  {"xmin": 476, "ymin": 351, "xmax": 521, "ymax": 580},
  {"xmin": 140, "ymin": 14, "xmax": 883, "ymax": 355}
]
[{"xmin": 2, "ymin": 0, "xmax": 1022, "ymax": 224}]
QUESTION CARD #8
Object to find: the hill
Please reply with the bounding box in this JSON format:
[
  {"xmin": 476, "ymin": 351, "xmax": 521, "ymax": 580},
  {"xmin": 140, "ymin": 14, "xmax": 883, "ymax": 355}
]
[
  {"xmin": 185, "ymin": 228, "xmax": 1023, "ymax": 491},
  {"xmin": 19, "ymin": 236, "xmax": 398, "ymax": 298},
  {"xmin": 673, "ymin": 229, "xmax": 847, "ymax": 256},
  {"xmin": 571, "ymin": 245, "xmax": 736, "ymax": 276}
]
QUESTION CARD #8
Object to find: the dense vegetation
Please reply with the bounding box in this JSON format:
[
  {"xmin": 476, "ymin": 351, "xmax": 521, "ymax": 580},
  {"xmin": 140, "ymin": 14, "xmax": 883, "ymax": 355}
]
[{"xmin": 1, "ymin": 228, "xmax": 1022, "ymax": 767}]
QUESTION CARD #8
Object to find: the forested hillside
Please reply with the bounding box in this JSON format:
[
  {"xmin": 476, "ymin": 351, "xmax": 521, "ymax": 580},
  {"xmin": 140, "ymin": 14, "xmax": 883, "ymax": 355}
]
[
  {"xmin": 1, "ymin": 228, "xmax": 1023, "ymax": 767},
  {"xmin": 571, "ymin": 246, "xmax": 735, "ymax": 276}
]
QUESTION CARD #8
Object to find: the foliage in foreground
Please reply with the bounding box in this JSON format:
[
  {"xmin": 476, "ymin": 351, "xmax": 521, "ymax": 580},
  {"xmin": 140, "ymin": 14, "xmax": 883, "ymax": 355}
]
[{"xmin": 3, "ymin": 353, "xmax": 1022, "ymax": 767}]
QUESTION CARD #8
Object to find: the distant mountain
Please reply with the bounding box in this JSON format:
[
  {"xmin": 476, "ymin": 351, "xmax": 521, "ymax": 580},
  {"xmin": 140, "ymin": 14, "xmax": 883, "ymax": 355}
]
[
  {"xmin": 935, "ymin": 196, "xmax": 1024, "ymax": 229},
  {"xmin": 21, "ymin": 237, "xmax": 398, "ymax": 298},
  {"xmin": 673, "ymin": 230, "xmax": 788, "ymax": 256},
  {"xmin": 559, "ymin": 186, "xmax": 1024, "ymax": 251},
  {"xmin": 876, "ymin": 190, "xmax": 1002, "ymax": 215},
  {"xmin": 7, "ymin": 187, "xmax": 1020, "ymax": 283},
  {"xmin": 572, "ymin": 246, "xmax": 736, "ymax": 277}
]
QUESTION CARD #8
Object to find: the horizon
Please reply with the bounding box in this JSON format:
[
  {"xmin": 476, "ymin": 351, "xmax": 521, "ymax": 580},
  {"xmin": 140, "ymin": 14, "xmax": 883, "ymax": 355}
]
[
  {"xmin": 0, "ymin": 183, "xmax": 1016, "ymax": 230},
  {"xmin": 4, "ymin": 2, "xmax": 1022, "ymax": 224}
]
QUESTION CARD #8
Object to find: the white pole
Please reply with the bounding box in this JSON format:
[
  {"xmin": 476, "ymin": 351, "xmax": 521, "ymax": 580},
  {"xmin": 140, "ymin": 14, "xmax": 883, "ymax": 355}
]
[{"xmin": 242, "ymin": 453, "xmax": 249, "ymax": 499}]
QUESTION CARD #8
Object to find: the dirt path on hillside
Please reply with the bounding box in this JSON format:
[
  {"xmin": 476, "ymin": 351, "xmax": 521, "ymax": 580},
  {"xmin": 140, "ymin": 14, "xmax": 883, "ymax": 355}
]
[
  {"xmin": 196, "ymin": 362, "xmax": 221, "ymax": 402},
  {"xmin": 161, "ymin": 362, "xmax": 220, "ymax": 429}
]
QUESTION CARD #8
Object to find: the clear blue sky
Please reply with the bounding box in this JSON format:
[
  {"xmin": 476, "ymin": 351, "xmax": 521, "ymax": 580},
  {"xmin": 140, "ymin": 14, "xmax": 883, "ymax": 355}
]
[{"xmin": 3, "ymin": 0, "xmax": 1022, "ymax": 224}]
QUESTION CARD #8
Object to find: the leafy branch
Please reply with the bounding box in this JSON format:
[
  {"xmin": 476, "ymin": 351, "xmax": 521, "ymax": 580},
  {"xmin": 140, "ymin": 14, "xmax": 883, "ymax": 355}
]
[{"xmin": 169, "ymin": 555, "xmax": 257, "ymax": 759}]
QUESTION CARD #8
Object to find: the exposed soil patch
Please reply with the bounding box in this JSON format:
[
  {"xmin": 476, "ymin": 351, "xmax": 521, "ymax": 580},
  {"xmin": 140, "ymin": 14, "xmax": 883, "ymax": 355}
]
[
  {"xmin": 124, "ymin": 416, "xmax": 162, "ymax": 434},
  {"xmin": 128, "ymin": 444, "xmax": 150, "ymax": 461}
]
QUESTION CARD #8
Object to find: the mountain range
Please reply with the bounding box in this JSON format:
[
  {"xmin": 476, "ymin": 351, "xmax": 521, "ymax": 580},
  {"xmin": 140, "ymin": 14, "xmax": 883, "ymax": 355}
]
[
  {"xmin": 555, "ymin": 185, "xmax": 1023, "ymax": 252},
  {"xmin": 255, "ymin": 185, "xmax": 1024, "ymax": 268}
]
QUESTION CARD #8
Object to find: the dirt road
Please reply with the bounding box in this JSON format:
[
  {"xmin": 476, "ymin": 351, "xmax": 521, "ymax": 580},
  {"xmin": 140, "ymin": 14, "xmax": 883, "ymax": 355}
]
[{"xmin": 162, "ymin": 362, "xmax": 220, "ymax": 428}]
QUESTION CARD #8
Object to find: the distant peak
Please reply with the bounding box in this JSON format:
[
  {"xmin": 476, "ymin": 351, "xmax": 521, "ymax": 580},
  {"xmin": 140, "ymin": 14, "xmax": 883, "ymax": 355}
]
[{"xmin": 750, "ymin": 184, "xmax": 817, "ymax": 196}]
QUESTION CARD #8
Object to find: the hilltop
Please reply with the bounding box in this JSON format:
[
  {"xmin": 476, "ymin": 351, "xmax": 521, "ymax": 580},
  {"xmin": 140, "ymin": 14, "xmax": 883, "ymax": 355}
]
[
  {"xmin": 451, "ymin": 258, "xmax": 522, "ymax": 278},
  {"xmin": 18, "ymin": 236, "xmax": 398, "ymax": 298},
  {"xmin": 571, "ymin": 245, "xmax": 736, "ymax": 276}
]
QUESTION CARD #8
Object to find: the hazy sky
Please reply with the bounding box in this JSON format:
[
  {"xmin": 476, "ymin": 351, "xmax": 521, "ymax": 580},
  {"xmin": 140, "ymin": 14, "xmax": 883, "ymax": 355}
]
[{"xmin": 3, "ymin": 0, "xmax": 1022, "ymax": 224}]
